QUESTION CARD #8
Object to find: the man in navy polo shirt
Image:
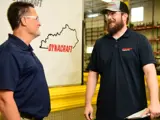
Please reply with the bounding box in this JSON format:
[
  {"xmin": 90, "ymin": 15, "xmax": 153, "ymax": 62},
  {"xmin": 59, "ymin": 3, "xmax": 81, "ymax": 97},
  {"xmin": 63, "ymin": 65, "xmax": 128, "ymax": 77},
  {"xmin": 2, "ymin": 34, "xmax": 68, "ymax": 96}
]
[
  {"xmin": 0, "ymin": 2, "xmax": 50, "ymax": 120},
  {"xmin": 84, "ymin": 1, "xmax": 160, "ymax": 120}
]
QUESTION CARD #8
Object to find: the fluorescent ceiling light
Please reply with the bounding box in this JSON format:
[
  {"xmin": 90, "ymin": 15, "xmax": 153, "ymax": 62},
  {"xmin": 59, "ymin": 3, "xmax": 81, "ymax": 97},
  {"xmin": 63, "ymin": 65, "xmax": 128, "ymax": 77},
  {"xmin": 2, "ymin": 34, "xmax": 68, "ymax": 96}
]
[
  {"xmin": 102, "ymin": 0, "xmax": 113, "ymax": 2},
  {"xmin": 87, "ymin": 13, "xmax": 99, "ymax": 18},
  {"xmin": 102, "ymin": 0, "xmax": 119, "ymax": 2}
]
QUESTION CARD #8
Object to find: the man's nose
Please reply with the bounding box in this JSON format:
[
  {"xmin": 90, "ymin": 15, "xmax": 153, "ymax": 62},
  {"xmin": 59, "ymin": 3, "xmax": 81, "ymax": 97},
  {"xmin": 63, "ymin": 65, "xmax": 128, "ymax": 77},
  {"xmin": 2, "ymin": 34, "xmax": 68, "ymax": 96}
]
[{"xmin": 38, "ymin": 21, "xmax": 41, "ymax": 27}]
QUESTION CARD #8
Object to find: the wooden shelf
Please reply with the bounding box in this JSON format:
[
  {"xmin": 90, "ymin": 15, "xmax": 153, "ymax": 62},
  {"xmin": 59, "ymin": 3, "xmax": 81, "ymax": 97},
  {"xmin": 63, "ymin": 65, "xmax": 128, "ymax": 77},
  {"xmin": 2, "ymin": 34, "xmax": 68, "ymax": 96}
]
[
  {"xmin": 149, "ymin": 38, "xmax": 160, "ymax": 42},
  {"xmin": 133, "ymin": 26, "xmax": 160, "ymax": 31},
  {"xmin": 154, "ymin": 51, "xmax": 160, "ymax": 55}
]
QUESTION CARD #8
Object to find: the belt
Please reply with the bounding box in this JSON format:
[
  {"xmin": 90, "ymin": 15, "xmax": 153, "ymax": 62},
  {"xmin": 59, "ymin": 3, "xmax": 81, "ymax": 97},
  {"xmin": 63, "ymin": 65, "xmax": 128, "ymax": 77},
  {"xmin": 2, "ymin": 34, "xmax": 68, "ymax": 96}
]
[{"xmin": 20, "ymin": 113, "xmax": 42, "ymax": 120}]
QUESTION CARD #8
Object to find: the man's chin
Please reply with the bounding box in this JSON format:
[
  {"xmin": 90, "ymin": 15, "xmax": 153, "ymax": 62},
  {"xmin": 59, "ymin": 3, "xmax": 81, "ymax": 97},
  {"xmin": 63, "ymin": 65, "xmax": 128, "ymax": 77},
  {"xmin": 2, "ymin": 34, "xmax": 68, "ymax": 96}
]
[
  {"xmin": 35, "ymin": 31, "xmax": 41, "ymax": 37},
  {"xmin": 108, "ymin": 24, "xmax": 115, "ymax": 28},
  {"xmin": 37, "ymin": 33, "xmax": 40, "ymax": 37},
  {"xmin": 107, "ymin": 27, "xmax": 117, "ymax": 34},
  {"xmin": 108, "ymin": 26, "xmax": 115, "ymax": 31}
]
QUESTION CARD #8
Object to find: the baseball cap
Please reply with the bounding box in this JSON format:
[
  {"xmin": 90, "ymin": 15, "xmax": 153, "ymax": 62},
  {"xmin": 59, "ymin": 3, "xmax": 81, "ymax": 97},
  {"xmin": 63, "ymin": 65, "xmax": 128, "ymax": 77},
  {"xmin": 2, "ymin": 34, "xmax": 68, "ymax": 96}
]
[{"xmin": 101, "ymin": 1, "xmax": 129, "ymax": 14}]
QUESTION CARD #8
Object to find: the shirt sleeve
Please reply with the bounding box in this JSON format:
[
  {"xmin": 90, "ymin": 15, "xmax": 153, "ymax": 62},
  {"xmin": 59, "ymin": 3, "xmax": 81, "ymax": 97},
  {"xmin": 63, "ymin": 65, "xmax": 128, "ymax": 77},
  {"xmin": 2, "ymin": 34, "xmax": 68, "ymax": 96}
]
[
  {"xmin": 0, "ymin": 51, "xmax": 19, "ymax": 91},
  {"xmin": 138, "ymin": 35, "xmax": 156, "ymax": 67},
  {"xmin": 87, "ymin": 41, "xmax": 100, "ymax": 72}
]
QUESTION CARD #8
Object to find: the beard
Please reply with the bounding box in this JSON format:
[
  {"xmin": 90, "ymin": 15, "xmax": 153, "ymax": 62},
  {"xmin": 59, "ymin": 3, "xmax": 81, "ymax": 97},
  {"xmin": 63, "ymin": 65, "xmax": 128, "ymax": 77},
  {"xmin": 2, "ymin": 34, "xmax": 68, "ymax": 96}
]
[{"xmin": 107, "ymin": 18, "xmax": 124, "ymax": 35}]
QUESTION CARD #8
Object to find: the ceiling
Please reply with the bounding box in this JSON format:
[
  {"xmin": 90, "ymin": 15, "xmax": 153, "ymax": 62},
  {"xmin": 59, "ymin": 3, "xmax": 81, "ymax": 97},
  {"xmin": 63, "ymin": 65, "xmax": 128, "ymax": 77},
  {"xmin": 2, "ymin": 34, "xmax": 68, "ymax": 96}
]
[
  {"xmin": 84, "ymin": 0, "xmax": 151, "ymax": 17},
  {"xmin": 84, "ymin": 0, "xmax": 108, "ymax": 16}
]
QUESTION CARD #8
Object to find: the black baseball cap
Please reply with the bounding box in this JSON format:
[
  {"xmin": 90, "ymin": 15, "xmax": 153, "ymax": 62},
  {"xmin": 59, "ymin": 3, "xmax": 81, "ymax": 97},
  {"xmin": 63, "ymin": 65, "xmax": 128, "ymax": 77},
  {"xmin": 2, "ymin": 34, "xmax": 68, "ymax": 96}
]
[{"xmin": 101, "ymin": 1, "xmax": 129, "ymax": 15}]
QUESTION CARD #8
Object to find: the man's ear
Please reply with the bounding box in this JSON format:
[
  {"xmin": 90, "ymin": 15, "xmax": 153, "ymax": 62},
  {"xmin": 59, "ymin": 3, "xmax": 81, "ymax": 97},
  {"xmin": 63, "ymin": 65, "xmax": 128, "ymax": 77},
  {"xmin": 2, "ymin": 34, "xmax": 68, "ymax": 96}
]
[
  {"xmin": 122, "ymin": 13, "xmax": 128, "ymax": 23},
  {"xmin": 20, "ymin": 17, "xmax": 27, "ymax": 26}
]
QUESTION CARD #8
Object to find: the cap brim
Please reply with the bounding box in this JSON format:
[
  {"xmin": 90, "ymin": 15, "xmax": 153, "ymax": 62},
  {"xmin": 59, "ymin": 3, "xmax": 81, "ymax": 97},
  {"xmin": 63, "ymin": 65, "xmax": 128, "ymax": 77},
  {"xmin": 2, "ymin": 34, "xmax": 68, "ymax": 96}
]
[{"xmin": 101, "ymin": 8, "xmax": 120, "ymax": 14}]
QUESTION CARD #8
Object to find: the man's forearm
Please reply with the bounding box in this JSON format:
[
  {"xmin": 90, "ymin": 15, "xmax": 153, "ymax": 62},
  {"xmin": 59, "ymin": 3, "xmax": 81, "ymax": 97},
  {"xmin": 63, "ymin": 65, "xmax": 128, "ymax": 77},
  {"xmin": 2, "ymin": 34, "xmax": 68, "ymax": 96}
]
[
  {"xmin": 85, "ymin": 71, "xmax": 98, "ymax": 105},
  {"xmin": 0, "ymin": 99, "xmax": 21, "ymax": 120},
  {"xmin": 146, "ymin": 67, "xmax": 159, "ymax": 105}
]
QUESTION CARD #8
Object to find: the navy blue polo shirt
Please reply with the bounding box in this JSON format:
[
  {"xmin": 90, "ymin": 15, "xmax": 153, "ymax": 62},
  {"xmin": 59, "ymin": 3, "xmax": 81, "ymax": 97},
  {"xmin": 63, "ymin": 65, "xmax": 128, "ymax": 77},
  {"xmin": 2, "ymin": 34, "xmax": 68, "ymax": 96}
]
[
  {"xmin": 88, "ymin": 28, "xmax": 155, "ymax": 120},
  {"xmin": 0, "ymin": 34, "xmax": 50, "ymax": 119}
]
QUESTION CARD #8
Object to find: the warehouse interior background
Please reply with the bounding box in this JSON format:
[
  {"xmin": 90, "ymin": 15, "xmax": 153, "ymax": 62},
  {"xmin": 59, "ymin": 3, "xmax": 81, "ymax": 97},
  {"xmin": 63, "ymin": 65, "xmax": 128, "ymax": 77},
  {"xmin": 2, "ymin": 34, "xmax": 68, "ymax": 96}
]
[{"xmin": 83, "ymin": 0, "xmax": 160, "ymax": 75}]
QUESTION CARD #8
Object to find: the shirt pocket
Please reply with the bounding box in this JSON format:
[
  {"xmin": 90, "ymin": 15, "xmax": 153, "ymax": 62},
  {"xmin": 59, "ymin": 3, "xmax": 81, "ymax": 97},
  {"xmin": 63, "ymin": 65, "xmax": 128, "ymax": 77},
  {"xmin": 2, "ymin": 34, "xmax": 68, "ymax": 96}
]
[{"xmin": 120, "ymin": 48, "xmax": 138, "ymax": 62}]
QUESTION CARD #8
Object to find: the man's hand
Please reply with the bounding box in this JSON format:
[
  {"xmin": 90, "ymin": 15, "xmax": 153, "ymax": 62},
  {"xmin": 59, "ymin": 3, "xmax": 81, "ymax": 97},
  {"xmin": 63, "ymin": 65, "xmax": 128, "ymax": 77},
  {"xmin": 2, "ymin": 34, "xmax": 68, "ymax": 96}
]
[
  {"xmin": 143, "ymin": 64, "xmax": 160, "ymax": 119},
  {"xmin": 84, "ymin": 104, "xmax": 93, "ymax": 120},
  {"xmin": 142, "ymin": 104, "xmax": 160, "ymax": 119},
  {"xmin": 84, "ymin": 71, "xmax": 98, "ymax": 120}
]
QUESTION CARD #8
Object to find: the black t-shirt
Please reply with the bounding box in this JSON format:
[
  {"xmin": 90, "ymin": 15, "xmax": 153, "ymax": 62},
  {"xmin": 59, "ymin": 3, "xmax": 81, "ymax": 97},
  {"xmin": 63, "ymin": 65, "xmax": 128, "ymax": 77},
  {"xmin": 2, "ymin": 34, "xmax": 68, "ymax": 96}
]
[
  {"xmin": 0, "ymin": 34, "xmax": 51, "ymax": 119},
  {"xmin": 88, "ymin": 28, "xmax": 155, "ymax": 119}
]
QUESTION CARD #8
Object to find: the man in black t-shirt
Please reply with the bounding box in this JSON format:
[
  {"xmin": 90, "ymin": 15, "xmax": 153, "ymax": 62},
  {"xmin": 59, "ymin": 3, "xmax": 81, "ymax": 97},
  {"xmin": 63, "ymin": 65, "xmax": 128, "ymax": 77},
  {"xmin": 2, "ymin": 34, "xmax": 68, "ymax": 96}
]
[{"xmin": 84, "ymin": 1, "xmax": 160, "ymax": 120}]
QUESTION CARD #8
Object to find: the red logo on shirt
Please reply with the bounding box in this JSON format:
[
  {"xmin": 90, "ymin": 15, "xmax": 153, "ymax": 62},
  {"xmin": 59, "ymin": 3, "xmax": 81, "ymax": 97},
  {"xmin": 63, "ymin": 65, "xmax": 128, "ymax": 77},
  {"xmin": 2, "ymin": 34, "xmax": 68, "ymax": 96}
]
[{"xmin": 122, "ymin": 48, "xmax": 132, "ymax": 51}]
